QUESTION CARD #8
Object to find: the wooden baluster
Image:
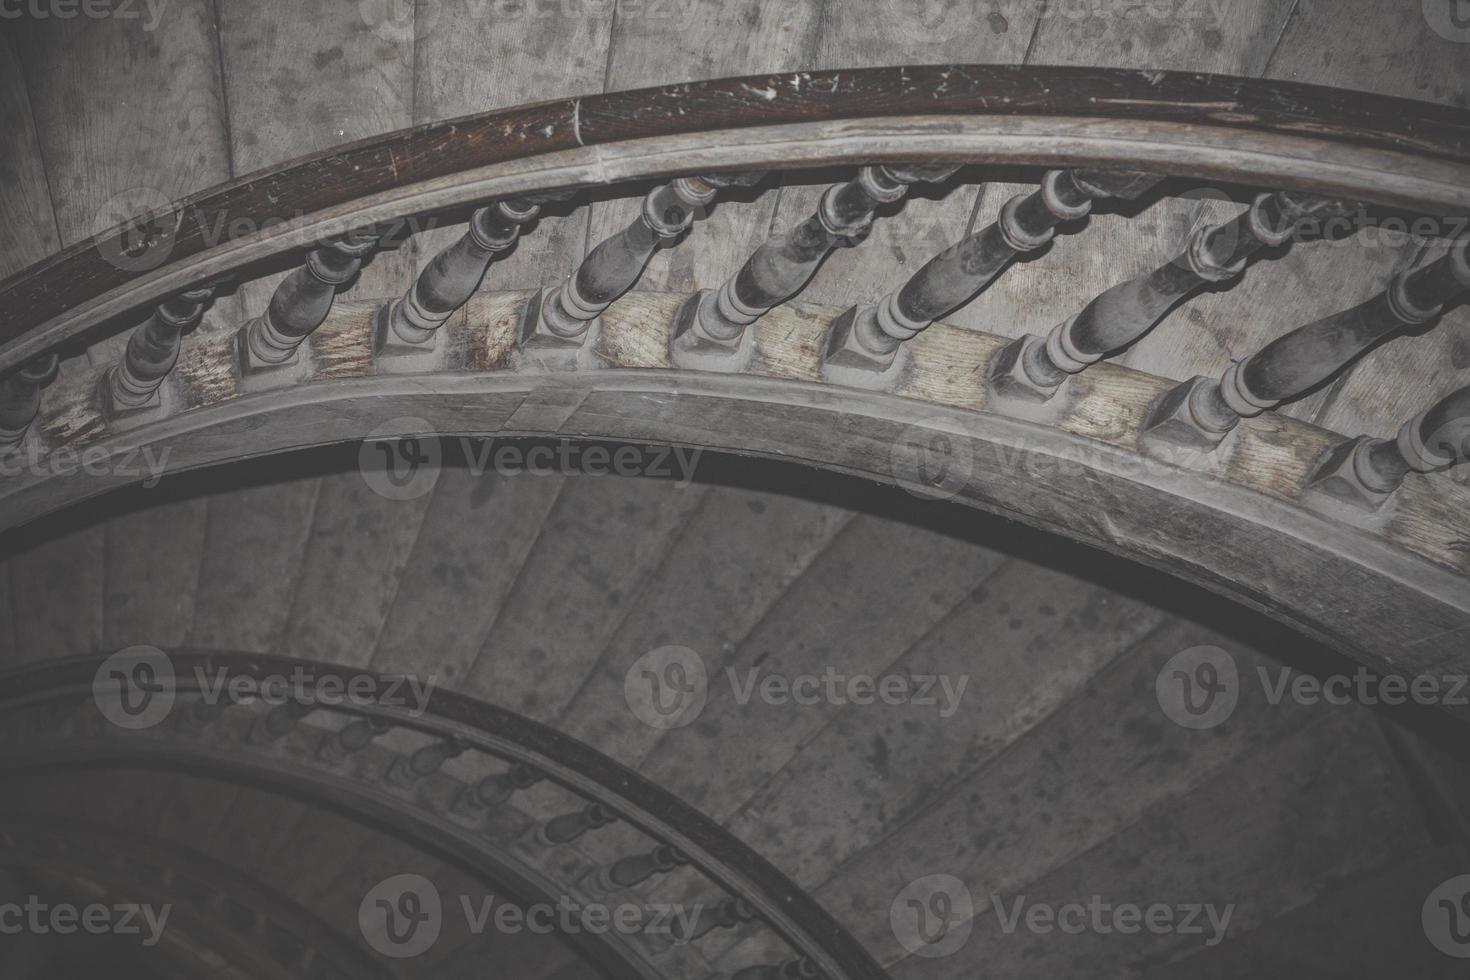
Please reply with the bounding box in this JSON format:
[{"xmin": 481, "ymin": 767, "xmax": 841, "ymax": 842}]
[
  {"xmin": 453, "ymin": 762, "xmax": 542, "ymax": 814},
  {"xmin": 250, "ymin": 699, "xmax": 315, "ymax": 744},
  {"xmin": 824, "ymin": 169, "xmax": 1160, "ymax": 376},
  {"xmin": 522, "ymin": 173, "xmax": 763, "ymax": 352},
  {"xmin": 1308, "ymin": 382, "xmax": 1470, "ymax": 510},
  {"xmin": 1144, "ymin": 237, "xmax": 1470, "ymax": 449},
  {"xmin": 675, "ymin": 896, "xmax": 757, "ymax": 943},
  {"xmin": 237, "ymin": 229, "xmax": 380, "ymax": 379},
  {"xmin": 389, "ymin": 737, "xmax": 467, "ymax": 785},
  {"xmin": 595, "ymin": 843, "xmax": 686, "ymax": 891},
  {"xmin": 731, "ymin": 957, "xmax": 819, "ymax": 980},
  {"xmin": 376, "ymin": 196, "xmax": 548, "ymax": 360},
  {"xmin": 672, "ymin": 163, "xmax": 961, "ymax": 368},
  {"xmin": 989, "ymin": 191, "xmax": 1352, "ymax": 402},
  {"xmin": 0, "ymin": 355, "xmax": 60, "ymax": 456},
  {"xmin": 538, "ymin": 801, "xmax": 616, "ymax": 845},
  {"xmin": 317, "ymin": 716, "xmax": 392, "ymax": 761},
  {"xmin": 102, "ymin": 286, "xmax": 217, "ymax": 420}
]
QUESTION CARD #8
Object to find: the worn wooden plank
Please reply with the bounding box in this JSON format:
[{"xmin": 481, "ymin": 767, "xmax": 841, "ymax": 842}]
[
  {"xmin": 885, "ymin": 708, "xmax": 1431, "ymax": 977},
  {"xmin": 14, "ymin": 0, "xmax": 239, "ymax": 355},
  {"xmin": 190, "ymin": 477, "xmax": 323, "ymax": 653},
  {"xmin": 217, "ymin": 0, "xmax": 416, "ymax": 317},
  {"xmin": 0, "ymin": 36, "xmax": 61, "ymax": 281},
  {"xmin": 277, "ymin": 471, "xmax": 434, "ymax": 664},
  {"xmin": 462, "ymin": 474, "xmax": 707, "ymax": 720},
  {"xmin": 633, "ymin": 513, "xmax": 1007, "ymax": 823},
  {"xmin": 410, "ymin": 0, "xmax": 615, "ymax": 291},
  {"xmin": 813, "ymin": 617, "xmax": 1331, "ymax": 962},
  {"xmin": 584, "ymin": 0, "xmax": 820, "ymax": 298},
  {"xmin": 103, "ymin": 498, "xmax": 208, "ymax": 649},
  {"xmin": 5, "ymin": 526, "xmax": 105, "ymax": 660},
  {"xmin": 369, "ymin": 463, "xmax": 567, "ymax": 684},
  {"xmin": 727, "ymin": 556, "xmax": 1172, "ymax": 890}
]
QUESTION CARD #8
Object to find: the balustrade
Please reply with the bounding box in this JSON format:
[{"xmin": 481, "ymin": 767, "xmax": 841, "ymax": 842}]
[{"xmin": 0, "ymin": 355, "xmax": 59, "ymax": 455}]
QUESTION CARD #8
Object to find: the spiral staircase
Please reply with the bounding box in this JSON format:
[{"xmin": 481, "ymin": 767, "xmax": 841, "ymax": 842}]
[{"xmin": 2, "ymin": 2, "xmax": 1470, "ymax": 978}]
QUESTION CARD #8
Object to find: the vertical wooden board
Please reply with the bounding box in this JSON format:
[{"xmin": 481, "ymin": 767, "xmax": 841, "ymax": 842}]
[
  {"xmin": 555, "ymin": 485, "xmax": 854, "ymax": 772},
  {"xmin": 6, "ymin": 525, "xmax": 105, "ymax": 660},
  {"xmin": 217, "ymin": 0, "xmax": 416, "ymax": 314},
  {"xmin": 1143, "ymin": 845, "xmax": 1468, "ymax": 980},
  {"xmin": 1265, "ymin": 0, "xmax": 1470, "ymax": 433},
  {"xmin": 410, "ymin": 0, "xmax": 615, "ymax": 291},
  {"xmin": 948, "ymin": 0, "xmax": 1296, "ymax": 378},
  {"xmin": 14, "ymin": 1, "xmax": 241, "ymax": 350},
  {"xmin": 812, "ymin": 619, "xmax": 1329, "ymax": 962},
  {"xmin": 190, "ymin": 478, "xmax": 322, "ymax": 653},
  {"xmin": 277, "ymin": 470, "xmax": 434, "ymax": 665},
  {"xmin": 369, "ymin": 465, "xmax": 568, "ymax": 685},
  {"xmin": 103, "ymin": 499, "xmax": 209, "ymax": 649},
  {"xmin": 461, "ymin": 475, "xmax": 707, "ymax": 721},
  {"xmin": 725, "ymin": 558, "xmax": 1172, "ymax": 889},
  {"xmin": 767, "ymin": 4, "xmax": 1045, "ymax": 311},
  {"xmin": 583, "ymin": 0, "xmax": 820, "ymax": 296},
  {"xmin": 0, "ymin": 36, "xmax": 61, "ymax": 280},
  {"xmin": 890, "ymin": 707, "xmax": 1431, "ymax": 978},
  {"xmin": 633, "ymin": 515, "xmax": 1007, "ymax": 822}
]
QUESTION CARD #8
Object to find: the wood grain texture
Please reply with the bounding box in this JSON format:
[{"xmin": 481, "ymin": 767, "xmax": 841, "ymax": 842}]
[
  {"xmin": 410, "ymin": 0, "xmax": 615, "ymax": 290},
  {"xmin": 0, "ymin": 37, "xmax": 61, "ymax": 281},
  {"xmin": 12, "ymin": 0, "xmax": 239, "ymax": 355}
]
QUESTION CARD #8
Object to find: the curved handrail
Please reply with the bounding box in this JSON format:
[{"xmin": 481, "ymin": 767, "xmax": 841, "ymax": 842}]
[
  {"xmin": 0, "ymin": 650, "xmax": 888, "ymax": 980},
  {"xmin": 3, "ymin": 64, "xmax": 1470, "ymax": 371}
]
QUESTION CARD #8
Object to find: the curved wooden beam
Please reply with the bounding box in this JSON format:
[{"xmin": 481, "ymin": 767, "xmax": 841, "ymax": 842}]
[{"xmin": 3, "ymin": 65, "xmax": 1470, "ymax": 372}]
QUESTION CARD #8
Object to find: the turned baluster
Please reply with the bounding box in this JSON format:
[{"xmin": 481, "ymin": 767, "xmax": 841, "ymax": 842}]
[
  {"xmin": 460, "ymin": 762, "xmax": 541, "ymax": 808},
  {"xmin": 251, "ymin": 699, "xmax": 315, "ymax": 743},
  {"xmin": 673, "ymin": 163, "xmax": 961, "ymax": 363},
  {"xmin": 597, "ymin": 843, "xmax": 686, "ymax": 891},
  {"xmin": 825, "ymin": 169, "xmax": 1160, "ymax": 373},
  {"xmin": 1145, "ymin": 237, "xmax": 1470, "ymax": 448},
  {"xmin": 317, "ymin": 716, "xmax": 392, "ymax": 761},
  {"xmin": 539, "ymin": 801, "xmax": 616, "ymax": 845},
  {"xmin": 378, "ymin": 196, "xmax": 547, "ymax": 354},
  {"xmin": 675, "ymin": 896, "xmax": 757, "ymax": 942},
  {"xmin": 102, "ymin": 285, "xmax": 217, "ymax": 417},
  {"xmin": 0, "ymin": 355, "xmax": 60, "ymax": 455},
  {"xmin": 238, "ymin": 229, "xmax": 379, "ymax": 374},
  {"xmin": 991, "ymin": 191, "xmax": 1352, "ymax": 401},
  {"xmin": 523, "ymin": 173, "xmax": 763, "ymax": 348},
  {"xmin": 1308, "ymin": 382, "xmax": 1470, "ymax": 509},
  {"xmin": 390, "ymin": 738, "xmax": 467, "ymax": 784},
  {"xmin": 731, "ymin": 957, "xmax": 819, "ymax": 980}
]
